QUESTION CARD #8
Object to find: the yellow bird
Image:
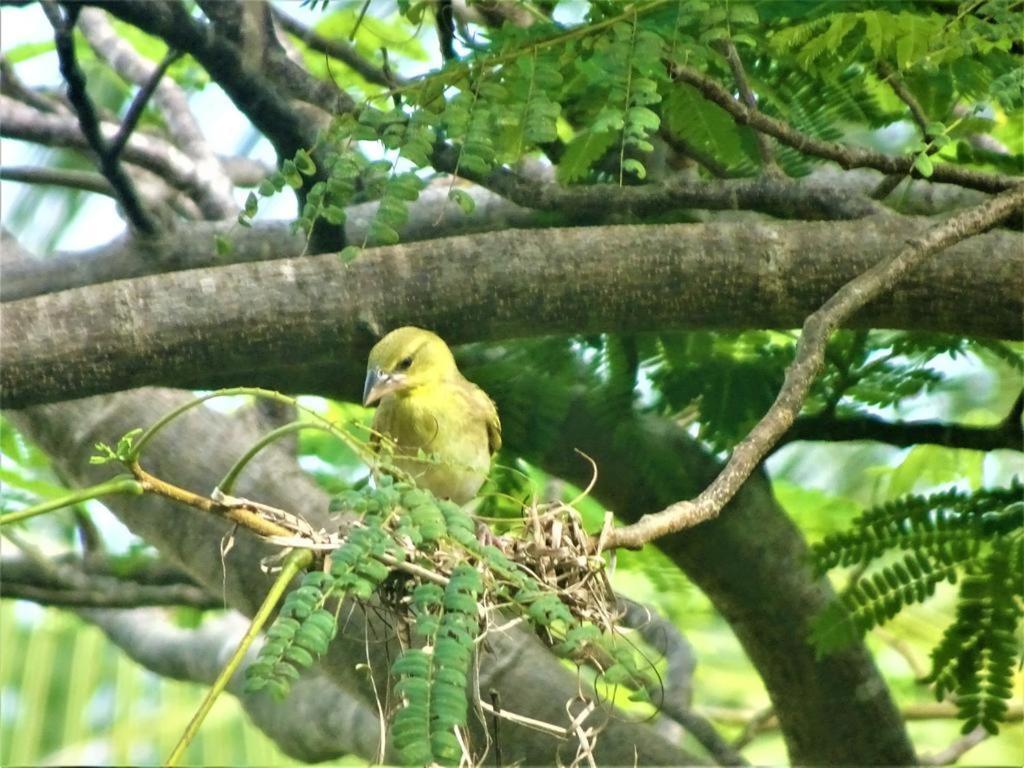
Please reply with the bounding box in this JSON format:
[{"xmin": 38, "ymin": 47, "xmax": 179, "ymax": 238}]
[{"xmin": 362, "ymin": 327, "xmax": 501, "ymax": 504}]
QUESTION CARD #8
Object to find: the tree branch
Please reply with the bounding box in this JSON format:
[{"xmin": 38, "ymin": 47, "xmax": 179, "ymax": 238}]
[
  {"xmin": 4, "ymin": 216, "xmax": 1023, "ymax": 408},
  {"xmin": 91, "ymin": 0, "xmax": 339, "ymax": 158},
  {"xmin": 1, "ymin": 96, "xmax": 235, "ymax": 217},
  {"xmin": 671, "ymin": 64, "xmax": 1019, "ymax": 195},
  {"xmin": 602, "ymin": 183, "xmax": 1024, "ymax": 550},
  {"xmin": 78, "ymin": 7, "xmax": 236, "ymax": 218},
  {"xmin": 432, "ymin": 142, "xmax": 884, "ymax": 222},
  {"xmin": 0, "ymin": 183, "xmax": 537, "ymax": 301},
  {"xmin": 270, "ymin": 6, "xmax": 403, "ymax": 89},
  {"xmin": 1, "ymin": 164, "xmax": 114, "ymax": 195},
  {"xmin": 716, "ymin": 40, "xmax": 779, "ymax": 175},
  {"xmin": 783, "ymin": 401, "xmax": 1024, "ymax": 453},
  {"xmin": 41, "ymin": 0, "xmax": 158, "ymax": 235},
  {"xmin": 619, "ymin": 598, "xmax": 747, "ymax": 766},
  {"xmin": 2, "ymin": 571, "xmax": 219, "ymax": 609},
  {"xmin": 872, "ymin": 63, "xmax": 937, "ymax": 200}
]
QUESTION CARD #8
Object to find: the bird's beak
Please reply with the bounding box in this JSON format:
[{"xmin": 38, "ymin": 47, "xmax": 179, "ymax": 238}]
[{"xmin": 363, "ymin": 368, "xmax": 404, "ymax": 406}]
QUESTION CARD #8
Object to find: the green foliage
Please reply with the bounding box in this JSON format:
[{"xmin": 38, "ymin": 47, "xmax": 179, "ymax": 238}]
[
  {"xmin": 244, "ymin": 475, "xmax": 653, "ymax": 765},
  {"xmin": 239, "ymin": 0, "xmax": 1021, "ymax": 243},
  {"xmin": 810, "ymin": 483, "xmax": 1023, "ymax": 734},
  {"xmin": 90, "ymin": 428, "xmax": 144, "ymax": 465},
  {"xmin": 651, "ymin": 331, "xmax": 794, "ymax": 451}
]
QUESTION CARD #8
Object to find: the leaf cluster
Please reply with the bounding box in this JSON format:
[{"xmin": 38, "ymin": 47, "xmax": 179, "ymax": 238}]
[
  {"xmin": 810, "ymin": 482, "xmax": 1023, "ymax": 734},
  {"xmin": 245, "ymin": 476, "xmax": 655, "ymax": 766}
]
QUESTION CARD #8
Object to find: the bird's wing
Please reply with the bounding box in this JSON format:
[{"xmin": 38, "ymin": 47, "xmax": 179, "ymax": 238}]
[{"xmin": 464, "ymin": 380, "xmax": 501, "ymax": 456}]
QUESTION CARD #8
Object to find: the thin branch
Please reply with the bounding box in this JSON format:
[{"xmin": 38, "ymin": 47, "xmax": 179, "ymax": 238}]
[
  {"xmin": 601, "ymin": 182, "xmax": 1024, "ymax": 550},
  {"xmin": 704, "ymin": 701, "xmax": 1023, "ymax": 738},
  {"xmin": 107, "ymin": 47, "xmax": 182, "ymax": 158},
  {"xmin": 433, "ymin": 139, "xmax": 885, "ymax": 220},
  {"xmin": 2, "ymin": 573, "xmax": 220, "ymax": 609},
  {"xmin": 659, "ymin": 128, "xmax": 733, "ymax": 178},
  {"xmin": 77, "ymin": 7, "xmax": 237, "ymax": 218},
  {"xmin": 0, "ymin": 55, "xmax": 65, "ymax": 113},
  {"xmin": 716, "ymin": 40, "xmax": 779, "ymax": 175},
  {"xmin": 873, "ymin": 63, "xmax": 937, "ymax": 200},
  {"xmin": 878, "ymin": 62, "xmax": 931, "ymax": 136},
  {"xmin": 1, "ymin": 96, "xmax": 241, "ymax": 214},
  {"xmin": 618, "ymin": 598, "xmax": 746, "ymax": 765},
  {"xmin": 782, "ymin": 404, "xmax": 1024, "ymax": 453},
  {"xmin": 670, "ymin": 64, "xmax": 1019, "ymax": 195},
  {"xmin": 0, "ymin": 164, "xmax": 114, "ymax": 195},
  {"xmin": 270, "ymin": 6, "xmax": 403, "ymax": 89},
  {"xmin": 920, "ymin": 726, "xmax": 989, "ymax": 765},
  {"xmin": 41, "ymin": 0, "xmax": 158, "ymax": 234}
]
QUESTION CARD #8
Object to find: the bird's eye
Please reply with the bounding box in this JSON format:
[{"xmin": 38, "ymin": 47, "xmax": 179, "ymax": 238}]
[{"xmin": 398, "ymin": 356, "xmax": 414, "ymax": 371}]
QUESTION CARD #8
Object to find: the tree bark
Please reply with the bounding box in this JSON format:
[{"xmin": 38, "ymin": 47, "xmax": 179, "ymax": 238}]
[{"xmin": 4, "ymin": 217, "xmax": 1021, "ymax": 408}]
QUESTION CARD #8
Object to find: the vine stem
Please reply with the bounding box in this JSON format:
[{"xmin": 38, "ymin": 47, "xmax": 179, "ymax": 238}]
[
  {"xmin": 217, "ymin": 421, "xmax": 333, "ymax": 495},
  {"xmin": 0, "ymin": 476, "xmax": 143, "ymax": 527},
  {"xmin": 164, "ymin": 548, "xmax": 314, "ymax": 767},
  {"xmin": 128, "ymin": 386, "xmax": 370, "ymax": 465}
]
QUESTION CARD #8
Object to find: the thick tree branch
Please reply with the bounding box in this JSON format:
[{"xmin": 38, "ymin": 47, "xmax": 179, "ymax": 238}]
[
  {"xmin": 4, "ymin": 216, "xmax": 1023, "ymax": 408},
  {"xmin": 602, "ymin": 183, "xmax": 1024, "ymax": 550},
  {"xmin": 0, "ymin": 184, "xmax": 536, "ymax": 301},
  {"xmin": 42, "ymin": 0, "xmax": 158, "ymax": 234},
  {"xmin": 0, "ymin": 166, "xmax": 990, "ymax": 302},
  {"xmin": 671, "ymin": 64, "xmax": 1019, "ymax": 195},
  {"xmin": 2, "ymin": 564, "xmax": 219, "ymax": 608}
]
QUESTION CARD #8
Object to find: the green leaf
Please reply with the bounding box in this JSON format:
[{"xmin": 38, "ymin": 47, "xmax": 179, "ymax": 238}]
[
  {"xmin": 913, "ymin": 152, "xmax": 934, "ymax": 177},
  {"xmin": 621, "ymin": 158, "xmax": 647, "ymax": 179},
  {"xmin": 448, "ymin": 187, "xmax": 475, "ymax": 214}
]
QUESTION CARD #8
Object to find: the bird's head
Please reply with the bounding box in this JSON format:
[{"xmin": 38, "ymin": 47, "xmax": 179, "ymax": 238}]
[{"xmin": 362, "ymin": 326, "xmax": 459, "ymax": 406}]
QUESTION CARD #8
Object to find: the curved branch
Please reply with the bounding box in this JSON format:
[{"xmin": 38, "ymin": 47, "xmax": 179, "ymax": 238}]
[
  {"xmin": 603, "ymin": 183, "xmax": 1024, "ymax": 550},
  {"xmin": 671, "ymin": 64, "xmax": 1020, "ymax": 195},
  {"xmin": 270, "ymin": 6, "xmax": 403, "ymax": 89}
]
